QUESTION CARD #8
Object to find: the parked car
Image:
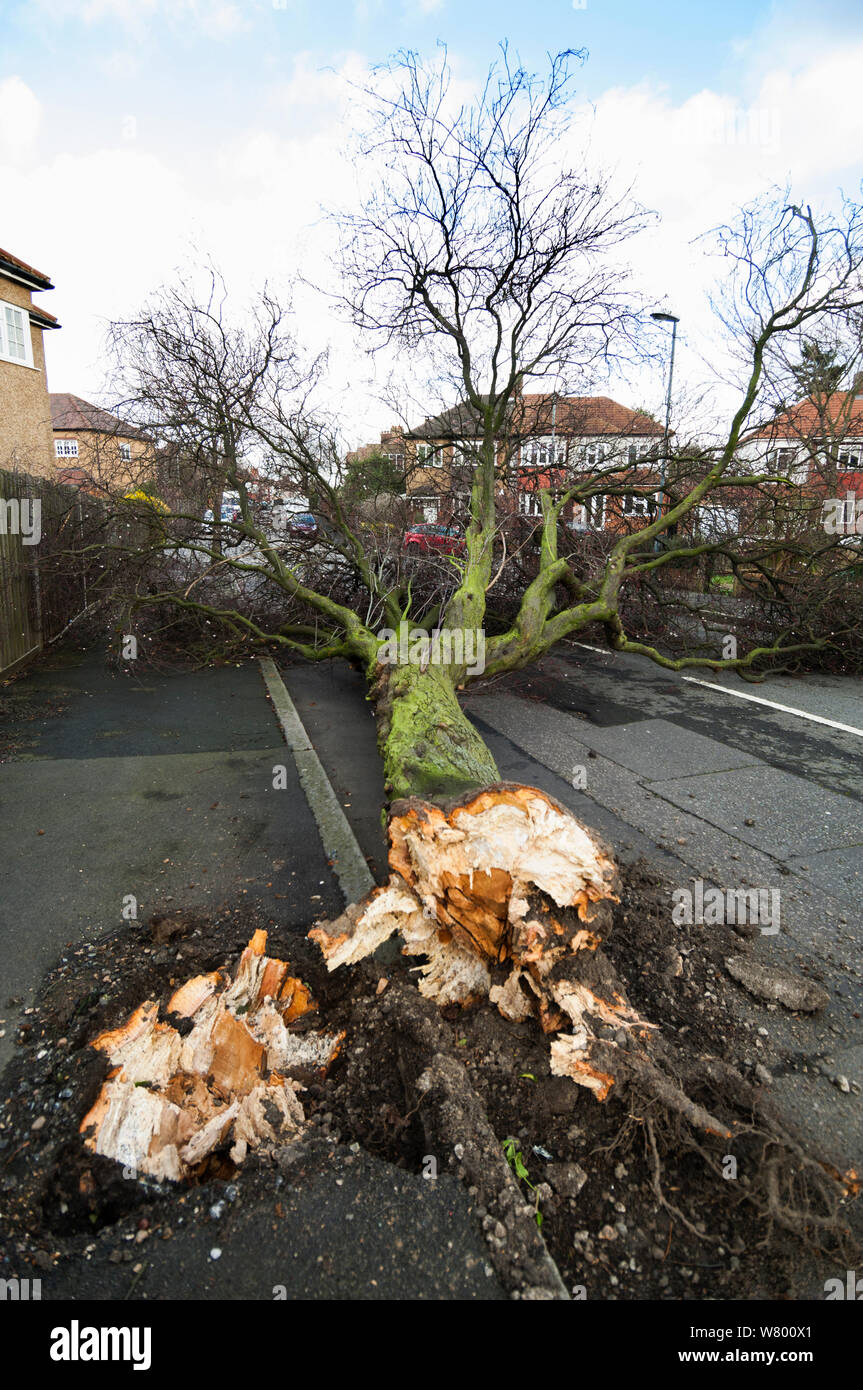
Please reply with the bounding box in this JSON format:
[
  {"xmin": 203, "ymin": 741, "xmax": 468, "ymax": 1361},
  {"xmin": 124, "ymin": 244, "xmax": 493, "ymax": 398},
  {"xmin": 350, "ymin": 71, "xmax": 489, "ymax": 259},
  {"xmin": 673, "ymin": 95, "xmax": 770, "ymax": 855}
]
[
  {"xmin": 202, "ymin": 495, "xmax": 243, "ymax": 547},
  {"xmin": 402, "ymin": 522, "xmax": 466, "ymax": 557},
  {"xmin": 286, "ymin": 511, "xmax": 318, "ymax": 537}
]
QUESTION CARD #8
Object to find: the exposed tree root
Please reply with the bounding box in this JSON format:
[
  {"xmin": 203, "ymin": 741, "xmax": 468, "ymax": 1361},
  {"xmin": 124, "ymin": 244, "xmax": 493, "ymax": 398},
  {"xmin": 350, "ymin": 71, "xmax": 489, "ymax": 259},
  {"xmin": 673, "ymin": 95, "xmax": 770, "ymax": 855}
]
[{"xmin": 310, "ymin": 781, "xmax": 859, "ymax": 1248}]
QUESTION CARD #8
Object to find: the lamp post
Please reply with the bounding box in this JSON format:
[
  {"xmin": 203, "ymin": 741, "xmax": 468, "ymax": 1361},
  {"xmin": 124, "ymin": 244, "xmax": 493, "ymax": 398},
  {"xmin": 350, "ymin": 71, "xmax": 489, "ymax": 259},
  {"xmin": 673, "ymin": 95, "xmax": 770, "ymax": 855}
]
[{"xmin": 650, "ymin": 310, "xmax": 679, "ymax": 551}]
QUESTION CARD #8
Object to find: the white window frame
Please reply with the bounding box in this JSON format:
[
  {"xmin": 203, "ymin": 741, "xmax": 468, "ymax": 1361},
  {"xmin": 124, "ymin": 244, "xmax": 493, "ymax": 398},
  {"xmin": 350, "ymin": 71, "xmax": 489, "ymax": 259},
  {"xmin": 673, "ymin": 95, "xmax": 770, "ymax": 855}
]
[
  {"xmin": 577, "ymin": 442, "xmax": 607, "ymax": 471},
  {"xmin": 838, "ymin": 446, "xmax": 862, "ymax": 468},
  {"xmin": 518, "ymin": 490, "xmax": 542, "ymax": 517},
  {"xmin": 119, "ymin": 442, "xmax": 132, "ymax": 462},
  {"xmin": 621, "ymin": 490, "xmax": 659, "ymax": 518},
  {"xmin": 55, "ymin": 439, "xmax": 79, "ymax": 459},
  {"xmin": 572, "ymin": 494, "xmax": 606, "ymax": 530},
  {"xmin": 452, "ymin": 438, "xmax": 482, "ymax": 465},
  {"xmin": 521, "ymin": 436, "xmax": 567, "ymax": 469},
  {"xmin": 0, "ymin": 299, "xmax": 35, "ymax": 368},
  {"xmin": 628, "ymin": 441, "xmax": 655, "ymax": 467},
  {"xmin": 416, "ymin": 441, "xmax": 440, "ymax": 467}
]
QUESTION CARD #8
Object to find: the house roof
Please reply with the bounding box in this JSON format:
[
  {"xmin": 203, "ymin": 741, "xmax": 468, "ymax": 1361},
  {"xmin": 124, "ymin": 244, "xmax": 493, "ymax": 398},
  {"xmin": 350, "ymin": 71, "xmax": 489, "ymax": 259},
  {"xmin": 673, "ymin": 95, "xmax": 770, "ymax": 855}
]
[
  {"xmin": 50, "ymin": 393, "xmax": 150, "ymax": 441},
  {"xmin": 407, "ymin": 393, "xmax": 664, "ymax": 439},
  {"xmin": 752, "ymin": 385, "xmax": 863, "ymax": 441},
  {"xmin": 0, "ymin": 246, "xmax": 54, "ymax": 291},
  {"xmin": 28, "ymin": 306, "xmax": 59, "ymax": 330}
]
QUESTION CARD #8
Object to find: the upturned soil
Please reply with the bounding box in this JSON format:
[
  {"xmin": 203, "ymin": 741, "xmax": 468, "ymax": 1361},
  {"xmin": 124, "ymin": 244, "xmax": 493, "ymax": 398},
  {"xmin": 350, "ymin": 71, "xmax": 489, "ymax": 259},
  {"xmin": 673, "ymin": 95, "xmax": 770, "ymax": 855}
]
[{"xmin": 0, "ymin": 861, "xmax": 854, "ymax": 1300}]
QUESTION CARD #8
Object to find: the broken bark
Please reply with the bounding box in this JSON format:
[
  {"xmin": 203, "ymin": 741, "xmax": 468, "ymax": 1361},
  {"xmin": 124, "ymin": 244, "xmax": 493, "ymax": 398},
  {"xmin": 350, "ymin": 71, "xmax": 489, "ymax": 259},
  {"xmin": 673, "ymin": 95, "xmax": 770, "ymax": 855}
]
[
  {"xmin": 80, "ymin": 931, "xmax": 343, "ymax": 1181},
  {"xmin": 311, "ymin": 782, "xmax": 734, "ymax": 1135}
]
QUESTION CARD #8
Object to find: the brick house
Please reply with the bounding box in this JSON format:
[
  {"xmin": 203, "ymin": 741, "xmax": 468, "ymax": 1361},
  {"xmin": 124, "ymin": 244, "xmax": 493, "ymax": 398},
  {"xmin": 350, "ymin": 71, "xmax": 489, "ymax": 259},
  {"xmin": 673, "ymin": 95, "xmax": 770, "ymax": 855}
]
[
  {"xmin": 50, "ymin": 394, "xmax": 152, "ymax": 493},
  {"xmin": 717, "ymin": 375, "xmax": 863, "ymax": 539},
  {"xmin": 402, "ymin": 393, "xmax": 665, "ymax": 530},
  {"xmin": 344, "ymin": 426, "xmax": 405, "ymax": 473},
  {"xmin": 0, "ymin": 246, "xmax": 60, "ymax": 477}
]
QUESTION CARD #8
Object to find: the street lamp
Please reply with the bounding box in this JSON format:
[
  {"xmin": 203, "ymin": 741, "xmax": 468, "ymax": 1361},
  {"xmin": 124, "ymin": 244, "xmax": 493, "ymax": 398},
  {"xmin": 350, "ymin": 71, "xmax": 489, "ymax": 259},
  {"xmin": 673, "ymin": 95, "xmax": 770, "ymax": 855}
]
[{"xmin": 650, "ymin": 310, "xmax": 679, "ymax": 551}]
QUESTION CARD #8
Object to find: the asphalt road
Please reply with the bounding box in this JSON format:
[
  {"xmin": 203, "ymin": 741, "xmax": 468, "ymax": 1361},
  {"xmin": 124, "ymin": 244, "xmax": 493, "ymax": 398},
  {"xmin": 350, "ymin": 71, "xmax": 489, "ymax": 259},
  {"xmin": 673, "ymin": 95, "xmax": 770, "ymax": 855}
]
[{"xmin": 0, "ymin": 648, "xmax": 344, "ymax": 1074}]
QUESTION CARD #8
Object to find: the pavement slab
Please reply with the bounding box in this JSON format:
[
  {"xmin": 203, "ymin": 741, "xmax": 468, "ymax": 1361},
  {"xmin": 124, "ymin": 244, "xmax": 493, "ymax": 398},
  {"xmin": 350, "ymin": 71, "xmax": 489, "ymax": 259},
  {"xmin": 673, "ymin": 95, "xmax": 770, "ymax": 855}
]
[{"xmin": 649, "ymin": 764, "xmax": 863, "ymax": 859}]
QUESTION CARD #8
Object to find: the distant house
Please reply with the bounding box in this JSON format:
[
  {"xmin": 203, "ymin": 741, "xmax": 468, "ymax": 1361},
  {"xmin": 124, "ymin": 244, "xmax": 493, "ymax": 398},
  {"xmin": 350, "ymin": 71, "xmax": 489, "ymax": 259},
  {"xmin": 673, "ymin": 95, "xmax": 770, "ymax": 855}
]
[
  {"xmin": 402, "ymin": 393, "xmax": 665, "ymax": 529},
  {"xmin": 344, "ymin": 426, "xmax": 405, "ymax": 472},
  {"xmin": 49, "ymin": 394, "xmax": 152, "ymax": 493},
  {"xmin": 725, "ymin": 374, "xmax": 863, "ymax": 538},
  {"xmin": 0, "ymin": 246, "xmax": 60, "ymax": 477}
]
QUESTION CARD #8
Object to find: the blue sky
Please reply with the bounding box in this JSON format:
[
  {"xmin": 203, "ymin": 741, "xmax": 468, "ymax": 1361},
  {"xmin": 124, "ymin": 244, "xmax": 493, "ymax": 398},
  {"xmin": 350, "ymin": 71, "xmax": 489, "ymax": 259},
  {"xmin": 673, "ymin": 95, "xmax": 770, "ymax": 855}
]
[{"xmin": 2, "ymin": 0, "xmax": 862, "ymax": 439}]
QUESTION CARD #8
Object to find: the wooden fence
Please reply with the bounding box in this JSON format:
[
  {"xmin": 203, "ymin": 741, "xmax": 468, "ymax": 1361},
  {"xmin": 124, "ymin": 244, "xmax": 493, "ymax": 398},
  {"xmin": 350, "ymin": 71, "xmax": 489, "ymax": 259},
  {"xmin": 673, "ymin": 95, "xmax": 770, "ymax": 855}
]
[{"xmin": 0, "ymin": 468, "xmax": 106, "ymax": 677}]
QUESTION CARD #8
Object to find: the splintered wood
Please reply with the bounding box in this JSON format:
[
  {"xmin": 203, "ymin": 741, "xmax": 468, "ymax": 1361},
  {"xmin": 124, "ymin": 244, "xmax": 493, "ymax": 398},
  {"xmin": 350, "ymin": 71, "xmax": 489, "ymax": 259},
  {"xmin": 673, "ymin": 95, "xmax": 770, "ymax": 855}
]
[
  {"xmin": 311, "ymin": 783, "xmax": 650, "ymax": 1105},
  {"xmin": 80, "ymin": 930, "xmax": 343, "ymax": 1181}
]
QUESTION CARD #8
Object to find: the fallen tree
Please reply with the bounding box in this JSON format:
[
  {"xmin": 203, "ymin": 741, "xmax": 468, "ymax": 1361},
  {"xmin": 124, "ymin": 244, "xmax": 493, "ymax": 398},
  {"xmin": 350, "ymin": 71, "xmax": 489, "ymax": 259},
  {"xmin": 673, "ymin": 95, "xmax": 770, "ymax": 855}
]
[{"xmin": 63, "ymin": 49, "xmax": 862, "ymax": 1242}]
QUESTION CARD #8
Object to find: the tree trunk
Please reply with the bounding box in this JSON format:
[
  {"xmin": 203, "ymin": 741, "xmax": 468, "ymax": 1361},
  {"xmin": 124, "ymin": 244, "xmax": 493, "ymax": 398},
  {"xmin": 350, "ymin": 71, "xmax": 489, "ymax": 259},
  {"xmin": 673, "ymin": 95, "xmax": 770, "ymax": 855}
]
[{"xmin": 371, "ymin": 659, "xmax": 500, "ymax": 802}]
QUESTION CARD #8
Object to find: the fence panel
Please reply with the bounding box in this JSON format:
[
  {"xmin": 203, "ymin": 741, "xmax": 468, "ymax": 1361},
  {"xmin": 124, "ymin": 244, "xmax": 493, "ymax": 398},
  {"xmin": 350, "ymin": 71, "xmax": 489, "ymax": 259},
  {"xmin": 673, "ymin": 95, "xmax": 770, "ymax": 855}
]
[{"xmin": 0, "ymin": 468, "xmax": 105, "ymax": 677}]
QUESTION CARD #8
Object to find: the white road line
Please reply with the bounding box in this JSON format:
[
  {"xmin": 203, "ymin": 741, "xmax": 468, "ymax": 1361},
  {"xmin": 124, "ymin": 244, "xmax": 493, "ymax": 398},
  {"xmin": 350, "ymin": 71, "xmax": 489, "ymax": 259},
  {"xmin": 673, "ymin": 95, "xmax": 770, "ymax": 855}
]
[
  {"xmin": 570, "ymin": 641, "xmax": 612, "ymax": 656},
  {"xmin": 679, "ymin": 676, "xmax": 863, "ymax": 738},
  {"xmin": 259, "ymin": 657, "xmax": 375, "ymax": 904},
  {"xmin": 569, "ymin": 640, "xmax": 863, "ymax": 738}
]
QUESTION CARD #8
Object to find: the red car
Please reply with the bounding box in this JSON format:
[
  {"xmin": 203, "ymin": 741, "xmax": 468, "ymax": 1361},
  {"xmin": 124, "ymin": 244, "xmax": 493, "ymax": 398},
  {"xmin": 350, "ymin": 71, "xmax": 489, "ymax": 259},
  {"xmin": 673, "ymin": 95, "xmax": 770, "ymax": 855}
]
[{"xmin": 403, "ymin": 522, "xmax": 466, "ymax": 557}]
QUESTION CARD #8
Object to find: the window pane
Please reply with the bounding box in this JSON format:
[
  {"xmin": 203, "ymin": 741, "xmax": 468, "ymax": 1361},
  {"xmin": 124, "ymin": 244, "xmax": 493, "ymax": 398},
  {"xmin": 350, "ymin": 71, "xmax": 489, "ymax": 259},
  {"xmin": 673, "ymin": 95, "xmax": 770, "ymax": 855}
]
[{"xmin": 4, "ymin": 306, "xmax": 27, "ymax": 361}]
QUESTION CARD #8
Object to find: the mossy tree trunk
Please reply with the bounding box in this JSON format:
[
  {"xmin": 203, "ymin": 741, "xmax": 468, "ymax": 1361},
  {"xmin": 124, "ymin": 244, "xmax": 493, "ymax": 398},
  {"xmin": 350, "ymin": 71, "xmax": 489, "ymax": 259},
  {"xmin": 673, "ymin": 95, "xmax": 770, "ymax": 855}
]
[{"xmin": 369, "ymin": 658, "xmax": 500, "ymax": 802}]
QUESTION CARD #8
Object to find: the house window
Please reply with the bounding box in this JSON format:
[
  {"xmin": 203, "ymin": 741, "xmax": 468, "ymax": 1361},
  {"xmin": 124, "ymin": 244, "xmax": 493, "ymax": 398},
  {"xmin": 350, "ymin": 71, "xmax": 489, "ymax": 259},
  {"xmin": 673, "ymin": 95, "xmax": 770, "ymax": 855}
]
[
  {"xmin": 453, "ymin": 439, "xmax": 482, "ymax": 465},
  {"xmin": 521, "ymin": 437, "xmax": 566, "ymax": 468},
  {"xmin": 416, "ymin": 442, "xmax": 440, "ymax": 466},
  {"xmin": 0, "ymin": 300, "xmax": 34, "ymax": 367},
  {"xmin": 621, "ymin": 491, "xmax": 657, "ymax": 518},
  {"xmin": 768, "ymin": 447, "xmax": 796, "ymax": 469},
  {"xmin": 627, "ymin": 442, "xmax": 655, "ymax": 466},
  {"xmin": 572, "ymin": 495, "xmax": 606, "ymax": 530},
  {"xmin": 518, "ymin": 491, "xmax": 542, "ymax": 516},
  {"xmin": 838, "ymin": 447, "xmax": 861, "ymax": 468},
  {"xmin": 119, "ymin": 443, "xmax": 132, "ymax": 462},
  {"xmin": 55, "ymin": 439, "xmax": 79, "ymax": 458},
  {"xmin": 579, "ymin": 443, "xmax": 606, "ymax": 470}
]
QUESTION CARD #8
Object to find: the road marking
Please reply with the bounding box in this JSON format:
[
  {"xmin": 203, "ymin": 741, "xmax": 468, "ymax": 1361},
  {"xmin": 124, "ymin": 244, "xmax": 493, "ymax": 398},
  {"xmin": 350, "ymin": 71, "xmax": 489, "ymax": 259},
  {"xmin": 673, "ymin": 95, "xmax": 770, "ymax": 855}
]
[
  {"xmin": 679, "ymin": 677, "xmax": 863, "ymax": 738},
  {"xmin": 569, "ymin": 641, "xmax": 863, "ymax": 738},
  {"xmin": 570, "ymin": 641, "xmax": 612, "ymax": 656},
  {"xmin": 259, "ymin": 657, "xmax": 375, "ymax": 904}
]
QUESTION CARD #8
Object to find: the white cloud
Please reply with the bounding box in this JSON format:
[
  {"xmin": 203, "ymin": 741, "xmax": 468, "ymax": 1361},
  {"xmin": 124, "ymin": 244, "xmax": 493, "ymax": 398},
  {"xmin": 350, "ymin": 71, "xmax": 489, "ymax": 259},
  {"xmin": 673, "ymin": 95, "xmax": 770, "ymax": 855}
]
[
  {"xmin": 3, "ymin": 35, "xmax": 862, "ymax": 445},
  {"xmin": 0, "ymin": 77, "xmax": 41, "ymax": 164}
]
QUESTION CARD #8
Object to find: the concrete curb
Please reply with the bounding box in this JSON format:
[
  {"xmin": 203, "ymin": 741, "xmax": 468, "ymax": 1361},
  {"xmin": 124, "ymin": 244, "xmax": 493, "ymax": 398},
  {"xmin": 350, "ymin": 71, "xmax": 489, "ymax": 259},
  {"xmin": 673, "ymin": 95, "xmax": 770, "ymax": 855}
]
[{"xmin": 259, "ymin": 657, "xmax": 376, "ymax": 906}]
